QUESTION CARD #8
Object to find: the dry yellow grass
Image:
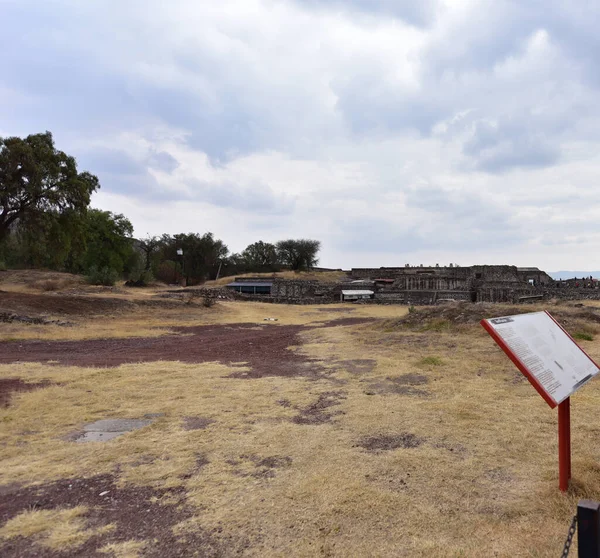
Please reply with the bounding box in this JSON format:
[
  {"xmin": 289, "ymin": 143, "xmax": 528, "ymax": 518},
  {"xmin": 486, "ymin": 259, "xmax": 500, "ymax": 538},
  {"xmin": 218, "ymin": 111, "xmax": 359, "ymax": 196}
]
[
  {"xmin": 0, "ymin": 300, "xmax": 406, "ymax": 341},
  {"xmin": 99, "ymin": 540, "xmax": 147, "ymax": 558},
  {"xmin": 2, "ymin": 298, "xmax": 600, "ymax": 556},
  {"xmin": 0, "ymin": 506, "xmax": 113, "ymax": 550}
]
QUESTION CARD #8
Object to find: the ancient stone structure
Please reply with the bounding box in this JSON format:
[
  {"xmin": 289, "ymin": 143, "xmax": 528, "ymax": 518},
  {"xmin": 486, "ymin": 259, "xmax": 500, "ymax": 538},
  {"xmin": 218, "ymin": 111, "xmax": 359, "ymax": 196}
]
[
  {"xmin": 224, "ymin": 265, "xmax": 600, "ymax": 305},
  {"xmin": 350, "ymin": 265, "xmax": 550, "ymax": 304}
]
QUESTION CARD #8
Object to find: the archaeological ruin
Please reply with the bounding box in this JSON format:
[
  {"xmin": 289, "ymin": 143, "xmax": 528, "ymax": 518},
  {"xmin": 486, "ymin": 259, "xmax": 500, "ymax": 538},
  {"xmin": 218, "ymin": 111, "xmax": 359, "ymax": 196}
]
[{"xmin": 224, "ymin": 264, "xmax": 599, "ymax": 305}]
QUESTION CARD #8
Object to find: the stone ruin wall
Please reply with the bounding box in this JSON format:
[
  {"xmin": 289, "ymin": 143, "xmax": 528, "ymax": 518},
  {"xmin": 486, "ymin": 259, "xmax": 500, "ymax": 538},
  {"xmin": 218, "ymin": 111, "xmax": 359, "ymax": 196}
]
[
  {"xmin": 224, "ymin": 266, "xmax": 600, "ymax": 305},
  {"xmin": 350, "ymin": 265, "xmax": 545, "ymax": 304},
  {"xmin": 270, "ymin": 279, "xmax": 340, "ymax": 302}
]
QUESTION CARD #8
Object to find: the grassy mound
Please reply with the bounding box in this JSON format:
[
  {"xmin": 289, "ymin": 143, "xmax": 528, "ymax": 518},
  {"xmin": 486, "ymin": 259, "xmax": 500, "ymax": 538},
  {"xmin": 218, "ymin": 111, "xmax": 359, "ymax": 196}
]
[{"xmin": 382, "ymin": 302, "xmax": 600, "ymax": 339}]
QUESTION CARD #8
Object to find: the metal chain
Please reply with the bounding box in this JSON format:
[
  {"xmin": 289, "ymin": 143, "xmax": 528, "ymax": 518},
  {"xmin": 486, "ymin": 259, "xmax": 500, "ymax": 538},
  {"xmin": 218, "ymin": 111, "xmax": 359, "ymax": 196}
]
[{"xmin": 561, "ymin": 515, "xmax": 577, "ymax": 557}]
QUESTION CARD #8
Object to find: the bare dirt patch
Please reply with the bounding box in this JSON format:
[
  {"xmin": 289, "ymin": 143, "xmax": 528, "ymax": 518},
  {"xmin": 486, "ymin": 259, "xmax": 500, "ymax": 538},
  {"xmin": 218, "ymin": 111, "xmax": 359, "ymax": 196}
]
[
  {"xmin": 0, "ymin": 290, "xmax": 186, "ymax": 318},
  {"xmin": 227, "ymin": 454, "xmax": 293, "ymax": 480},
  {"xmin": 356, "ymin": 433, "xmax": 425, "ymax": 452},
  {"xmin": 255, "ymin": 456, "xmax": 293, "ymax": 469},
  {"xmin": 364, "ymin": 373, "xmax": 430, "ymax": 397},
  {"xmin": 291, "ymin": 391, "xmax": 347, "ymax": 425},
  {"xmin": 0, "ymin": 378, "xmax": 52, "ymax": 408},
  {"xmin": 314, "ymin": 307, "xmax": 356, "ymax": 313},
  {"xmin": 0, "ymin": 319, "xmax": 374, "ymax": 379},
  {"xmin": 181, "ymin": 455, "xmax": 211, "ymax": 480},
  {"xmin": 183, "ymin": 417, "xmax": 215, "ymax": 431},
  {"xmin": 335, "ymin": 359, "xmax": 377, "ymax": 375},
  {"xmin": 0, "ymin": 474, "xmax": 225, "ymax": 558}
]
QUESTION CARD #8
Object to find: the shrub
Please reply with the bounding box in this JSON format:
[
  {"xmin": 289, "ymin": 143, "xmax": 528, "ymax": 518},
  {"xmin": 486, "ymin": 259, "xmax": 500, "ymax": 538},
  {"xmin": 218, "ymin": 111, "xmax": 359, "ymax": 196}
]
[
  {"xmin": 573, "ymin": 332, "xmax": 594, "ymax": 341},
  {"xmin": 125, "ymin": 269, "xmax": 154, "ymax": 287},
  {"xmin": 408, "ymin": 305, "xmax": 416, "ymax": 314},
  {"xmin": 86, "ymin": 266, "xmax": 120, "ymax": 286},
  {"xmin": 185, "ymin": 292, "xmax": 199, "ymax": 305},
  {"xmin": 202, "ymin": 296, "xmax": 216, "ymax": 308},
  {"xmin": 418, "ymin": 356, "xmax": 444, "ymax": 367},
  {"xmin": 37, "ymin": 279, "xmax": 61, "ymax": 291},
  {"xmin": 156, "ymin": 260, "xmax": 181, "ymax": 284}
]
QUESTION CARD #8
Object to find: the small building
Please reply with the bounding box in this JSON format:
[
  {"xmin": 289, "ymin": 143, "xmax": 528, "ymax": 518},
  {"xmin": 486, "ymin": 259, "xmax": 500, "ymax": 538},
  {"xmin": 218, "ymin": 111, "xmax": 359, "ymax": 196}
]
[
  {"xmin": 374, "ymin": 278, "xmax": 395, "ymax": 288},
  {"xmin": 226, "ymin": 281, "xmax": 272, "ymax": 295},
  {"xmin": 341, "ymin": 289, "xmax": 374, "ymax": 302}
]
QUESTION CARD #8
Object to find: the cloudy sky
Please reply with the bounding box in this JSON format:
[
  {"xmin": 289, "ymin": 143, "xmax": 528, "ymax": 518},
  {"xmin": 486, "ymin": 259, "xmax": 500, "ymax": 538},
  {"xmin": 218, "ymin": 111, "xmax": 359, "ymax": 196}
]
[{"xmin": 2, "ymin": 0, "xmax": 599, "ymax": 270}]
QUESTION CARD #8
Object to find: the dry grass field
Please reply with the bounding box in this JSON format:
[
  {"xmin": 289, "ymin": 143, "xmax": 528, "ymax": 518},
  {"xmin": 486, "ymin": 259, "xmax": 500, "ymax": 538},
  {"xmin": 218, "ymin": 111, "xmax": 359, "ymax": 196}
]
[{"xmin": 2, "ymin": 274, "xmax": 600, "ymax": 556}]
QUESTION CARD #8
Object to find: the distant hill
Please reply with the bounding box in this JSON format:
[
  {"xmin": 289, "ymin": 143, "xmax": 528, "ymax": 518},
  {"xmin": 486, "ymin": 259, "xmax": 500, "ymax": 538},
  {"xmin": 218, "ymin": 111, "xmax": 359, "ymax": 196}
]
[{"xmin": 549, "ymin": 271, "xmax": 600, "ymax": 280}]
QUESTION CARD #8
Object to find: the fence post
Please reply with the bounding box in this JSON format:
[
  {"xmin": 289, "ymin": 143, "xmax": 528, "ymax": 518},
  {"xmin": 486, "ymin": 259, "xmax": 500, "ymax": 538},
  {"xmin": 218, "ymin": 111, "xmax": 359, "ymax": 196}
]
[{"xmin": 578, "ymin": 500, "xmax": 600, "ymax": 557}]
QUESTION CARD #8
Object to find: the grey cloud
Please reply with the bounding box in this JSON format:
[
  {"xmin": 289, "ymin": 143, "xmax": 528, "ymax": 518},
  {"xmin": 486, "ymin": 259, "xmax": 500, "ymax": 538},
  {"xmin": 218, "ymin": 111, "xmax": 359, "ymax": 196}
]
[
  {"xmin": 331, "ymin": 184, "xmax": 522, "ymax": 256},
  {"xmin": 3, "ymin": 0, "xmax": 600, "ymax": 269},
  {"xmin": 334, "ymin": 212, "xmax": 521, "ymax": 255},
  {"xmin": 190, "ymin": 180, "xmax": 295, "ymax": 216},
  {"xmin": 462, "ymin": 120, "xmax": 560, "ymax": 173},
  {"xmin": 404, "ymin": 185, "xmax": 509, "ymax": 222},
  {"xmin": 147, "ymin": 150, "xmax": 179, "ymax": 173},
  {"xmin": 332, "ymin": 75, "xmax": 445, "ymax": 136},
  {"xmin": 79, "ymin": 149, "xmax": 147, "ymax": 176},
  {"xmin": 77, "ymin": 149, "xmax": 173, "ymax": 201},
  {"xmin": 297, "ymin": 0, "xmax": 440, "ymax": 27}
]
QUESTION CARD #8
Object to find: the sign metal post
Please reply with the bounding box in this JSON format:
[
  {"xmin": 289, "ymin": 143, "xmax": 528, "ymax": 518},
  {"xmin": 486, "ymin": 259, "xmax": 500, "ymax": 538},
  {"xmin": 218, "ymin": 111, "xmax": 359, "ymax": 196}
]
[
  {"xmin": 481, "ymin": 311, "xmax": 599, "ymax": 492},
  {"xmin": 558, "ymin": 397, "xmax": 571, "ymax": 492}
]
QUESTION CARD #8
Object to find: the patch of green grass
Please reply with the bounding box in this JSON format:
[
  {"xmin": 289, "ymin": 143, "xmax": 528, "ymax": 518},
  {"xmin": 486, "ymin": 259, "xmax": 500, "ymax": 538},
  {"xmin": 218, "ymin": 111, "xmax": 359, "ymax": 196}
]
[
  {"xmin": 420, "ymin": 319, "xmax": 451, "ymax": 332},
  {"xmin": 573, "ymin": 332, "xmax": 594, "ymax": 341},
  {"xmin": 418, "ymin": 356, "xmax": 444, "ymax": 367}
]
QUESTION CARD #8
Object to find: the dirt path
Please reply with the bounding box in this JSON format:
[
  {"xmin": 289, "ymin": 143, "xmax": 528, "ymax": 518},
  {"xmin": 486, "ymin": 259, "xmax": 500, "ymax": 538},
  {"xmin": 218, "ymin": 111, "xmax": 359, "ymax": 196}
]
[{"xmin": 0, "ymin": 318, "xmax": 373, "ymax": 378}]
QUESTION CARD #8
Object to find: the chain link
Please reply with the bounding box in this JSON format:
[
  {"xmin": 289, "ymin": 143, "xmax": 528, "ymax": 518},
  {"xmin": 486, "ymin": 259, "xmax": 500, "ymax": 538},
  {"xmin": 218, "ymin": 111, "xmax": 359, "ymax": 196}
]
[{"xmin": 561, "ymin": 515, "xmax": 577, "ymax": 557}]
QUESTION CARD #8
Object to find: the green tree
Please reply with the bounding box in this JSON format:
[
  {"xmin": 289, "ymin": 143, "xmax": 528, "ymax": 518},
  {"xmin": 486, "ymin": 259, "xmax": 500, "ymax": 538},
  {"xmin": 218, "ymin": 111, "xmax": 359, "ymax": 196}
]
[
  {"xmin": 78, "ymin": 209, "xmax": 135, "ymax": 274},
  {"xmin": 138, "ymin": 235, "xmax": 161, "ymax": 271},
  {"xmin": 241, "ymin": 241, "xmax": 279, "ymax": 270},
  {"xmin": 0, "ymin": 131, "xmax": 98, "ymax": 243},
  {"xmin": 15, "ymin": 209, "xmax": 86, "ymax": 270},
  {"xmin": 158, "ymin": 233, "xmax": 228, "ymax": 284},
  {"xmin": 276, "ymin": 239, "xmax": 320, "ymax": 271}
]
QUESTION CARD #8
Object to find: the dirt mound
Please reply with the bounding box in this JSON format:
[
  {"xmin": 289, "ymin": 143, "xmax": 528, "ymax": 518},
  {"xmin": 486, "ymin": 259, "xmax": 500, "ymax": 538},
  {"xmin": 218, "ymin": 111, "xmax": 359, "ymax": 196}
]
[
  {"xmin": 0, "ymin": 290, "xmax": 136, "ymax": 316},
  {"xmin": 0, "ymin": 269, "xmax": 85, "ymax": 292},
  {"xmin": 0, "ymin": 312, "xmax": 72, "ymax": 326},
  {"xmin": 0, "ymin": 290, "xmax": 185, "ymax": 317},
  {"xmin": 385, "ymin": 302, "xmax": 600, "ymax": 334}
]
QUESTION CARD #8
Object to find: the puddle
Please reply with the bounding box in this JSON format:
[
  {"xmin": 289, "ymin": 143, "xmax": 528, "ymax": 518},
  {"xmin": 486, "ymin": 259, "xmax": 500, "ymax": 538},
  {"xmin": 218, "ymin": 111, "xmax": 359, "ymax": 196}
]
[{"xmin": 71, "ymin": 418, "xmax": 153, "ymax": 443}]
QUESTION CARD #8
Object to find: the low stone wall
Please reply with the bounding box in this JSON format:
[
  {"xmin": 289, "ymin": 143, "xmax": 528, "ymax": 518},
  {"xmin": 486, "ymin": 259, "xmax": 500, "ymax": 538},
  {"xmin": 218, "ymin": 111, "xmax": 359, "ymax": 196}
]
[
  {"xmin": 236, "ymin": 294, "xmax": 339, "ymax": 305},
  {"xmin": 543, "ymin": 288, "xmax": 600, "ymax": 301},
  {"xmin": 373, "ymin": 290, "xmax": 472, "ymax": 305},
  {"xmin": 159, "ymin": 287, "xmax": 236, "ymax": 300}
]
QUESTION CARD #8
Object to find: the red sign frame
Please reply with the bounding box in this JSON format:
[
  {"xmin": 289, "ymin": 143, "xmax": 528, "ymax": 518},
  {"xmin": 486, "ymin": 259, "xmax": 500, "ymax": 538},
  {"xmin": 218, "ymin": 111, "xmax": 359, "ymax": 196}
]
[
  {"xmin": 480, "ymin": 310, "xmax": 600, "ymax": 408},
  {"xmin": 481, "ymin": 310, "xmax": 600, "ymax": 492}
]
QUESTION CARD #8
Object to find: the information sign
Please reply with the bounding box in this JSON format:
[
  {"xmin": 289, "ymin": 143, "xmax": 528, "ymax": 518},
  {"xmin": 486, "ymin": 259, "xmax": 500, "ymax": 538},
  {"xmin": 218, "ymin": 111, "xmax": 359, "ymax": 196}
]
[
  {"xmin": 481, "ymin": 310, "xmax": 600, "ymax": 491},
  {"xmin": 481, "ymin": 311, "xmax": 599, "ymax": 407}
]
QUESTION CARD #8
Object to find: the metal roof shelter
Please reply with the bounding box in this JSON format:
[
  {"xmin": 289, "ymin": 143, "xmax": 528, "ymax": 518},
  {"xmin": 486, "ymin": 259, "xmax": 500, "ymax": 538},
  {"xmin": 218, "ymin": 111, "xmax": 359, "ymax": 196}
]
[
  {"xmin": 227, "ymin": 281, "xmax": 273, "ymax": 287},
  {"xmin": 341, "ymin": 289, "xmax": 374, "ymax": 302},
  {"xmin": 226, "ymin": 281, "xmax": 273, "ymax": 295}
]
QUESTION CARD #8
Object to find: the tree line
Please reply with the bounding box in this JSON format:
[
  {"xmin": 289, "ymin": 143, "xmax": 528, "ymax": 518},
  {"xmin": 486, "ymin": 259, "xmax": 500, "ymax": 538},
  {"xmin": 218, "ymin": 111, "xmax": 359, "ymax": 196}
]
[{"xmin": 0, "ymin": 132, "xmax": 320, "ymax": 285}]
